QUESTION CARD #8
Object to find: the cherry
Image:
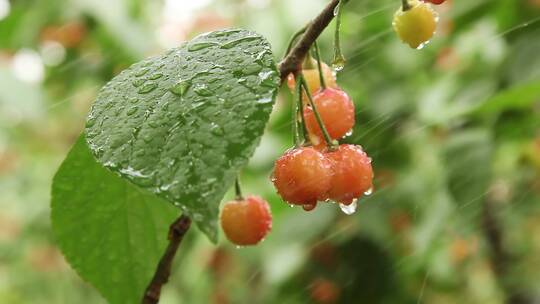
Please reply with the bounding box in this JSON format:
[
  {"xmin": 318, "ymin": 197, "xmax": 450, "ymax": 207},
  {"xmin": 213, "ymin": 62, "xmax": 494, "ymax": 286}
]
[
  {"xmin": 287, "ymin": 60, "xmax": 338, "ymax": 97},
  {"xmin": 423, "ymin": 0, "xmax": 446, "ymax": 4},
  {"xmin": 326, "ymin": 145, "xmax": 373, "ymax": 205},
  {"xmin": 304, "ymin": 88, "xmax": 355, "ymax": 146},
  {"xmin": 393, "ymin": 0, "xmax": 438, "ymax": 49},
  {"xmin": 220, "ymin": 195, "xmax": 272, "ymax": 246},
  {"xmin": 272, "ymin": 147, "xmax": 333, "ymax": 205}
]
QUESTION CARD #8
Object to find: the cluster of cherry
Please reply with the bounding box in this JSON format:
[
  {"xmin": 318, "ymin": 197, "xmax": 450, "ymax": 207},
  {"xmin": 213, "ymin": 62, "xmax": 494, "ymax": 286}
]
[{"xmin": 219, "ymin": 0, "xmax": 448, "ymax": 247}]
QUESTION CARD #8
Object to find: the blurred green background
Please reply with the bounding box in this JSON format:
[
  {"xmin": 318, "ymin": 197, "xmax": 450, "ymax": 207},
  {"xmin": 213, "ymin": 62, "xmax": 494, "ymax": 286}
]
[{"xmin": 1, "ymin": 0, "xmax": 540, "ymax": 303}]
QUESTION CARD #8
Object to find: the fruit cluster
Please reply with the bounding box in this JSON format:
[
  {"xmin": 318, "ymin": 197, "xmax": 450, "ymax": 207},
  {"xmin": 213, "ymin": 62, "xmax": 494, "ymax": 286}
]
[{"xmin": 275, "ymin": 59, "xmax": 374, "ymax": 212}]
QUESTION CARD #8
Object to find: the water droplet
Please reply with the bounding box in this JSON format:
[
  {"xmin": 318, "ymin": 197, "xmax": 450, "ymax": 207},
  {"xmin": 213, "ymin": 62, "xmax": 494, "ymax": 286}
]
[
  {"xmin": 170, "ymin": 79, "xmax": 191, "ymax": 96},
  {"xmin": 135, "ymin": 68, "xmax": 149, "ymax": 77},
  {"xmin": 333, "ymin": 5, "xmax": 339, "ymax": 16},
  {"xmin": 220, "ymin": 36, "xmax": 259, "ymax": 49},
  {"xmin": 149, "ymin": 73, "xmax": 163, "ymax": 80},
  {"xmin": 339, "ymin": 200, "xmax": 358, "ymax": 215},
  {"xmin": 364, "ymin": 187, "xmax": 373, "ymax": 196},
  {"xmin": 332, "ymin": 57, "xmax": 346, "ymax": 72},
  {"xmin": 193, "ymin": 83, "xmax": 213, "ymax": 96},
  {"xmin": 237, "ymin": 78, "xmax": 247, "ymax": 84},
  {"xmin": 129, "ymin": 97, "xmax": 139, "ymax": 103},
  {"xmin": 416, "ymin": 40, "xmax": 431, "ymax": 50},
  {"xmin": 188, "ymin": 41, "xmax": 220, "ymax": 51},
  {"xmin": 138, "ymin": 82, "xmax": 157, "ymax": 94},
  {"xmin": 132, "ymin": 78, "xmax": 145, "ymax": 87},
  {"xmin": 344, "ymin": 129, "xmax": 353, "ymax": 137},
  {"xmin": 302, "ymin": 202, "xmax": 317, "ymax": 212},
  {"xmin": 126, "ymin": 106, "xmax": 138, "ymax": 116},
  {"xmin": 235, "ymin": 245, "xmax": 244, "ymax": 249},
  {"xmin": 259, "ymin": 71, "xmax": 276, "ymax": 88},
  {"xmin": 86, "ymin": 116, "xmax": 96, "ymax": 127}
]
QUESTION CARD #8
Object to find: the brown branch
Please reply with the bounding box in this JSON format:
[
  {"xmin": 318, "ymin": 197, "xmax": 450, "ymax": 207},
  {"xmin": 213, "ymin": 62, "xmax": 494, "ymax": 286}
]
[
  {"xmin": 482, "ymin": 200, "xmax": 531, "ymax": 304},
  {"xmin": 141, "ymin": 214, "xmax": 191, "ymax": 304},
  {"xmin": 141, "ymin": 2, "xmax": 341, "ymax": 303},
  {"xmin": 278, "ymin": 0, "xmax": 341, "ymax": 81}
]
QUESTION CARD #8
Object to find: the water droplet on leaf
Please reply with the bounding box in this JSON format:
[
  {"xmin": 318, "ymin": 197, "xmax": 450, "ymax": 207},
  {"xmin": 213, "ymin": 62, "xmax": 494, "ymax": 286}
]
[
  {"xmin": 170, "ymin": 79, "xmax": 191, "ymax": 96},
  {"xmin": 138, "ymin": 82, "xmax": 157, "ymax": 94}
]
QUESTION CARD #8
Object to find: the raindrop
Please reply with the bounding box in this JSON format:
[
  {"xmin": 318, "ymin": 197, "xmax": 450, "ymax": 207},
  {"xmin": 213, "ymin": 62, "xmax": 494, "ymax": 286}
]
[
  {"xmin": 188, "ymin": 41, "xmax": 220, "ymax": 52},
  {"xmin": 149, "ymin": 73, "xmax": 163, "ymax": 80},
  {"xmin": 135, "ymin": 68, "xmax": 149, "ymax": 77},
  {"xmin": 332, "ymin": 57, "xmax": 346, "ymax": 72},
  {"xmin": 416, "ymin": 40, "xmax": 431, "ymax": 50},
  {"xmin": 193, "ymin": 83, "xmax": 213, "ymax": 96},
  {"xmin": 339, "ymin": 199, "xmax": 358, "ymax": 215},
  {"xmin": 170, "ymin": 79, "xmax": 191, "ymax": 96},
  {"xmin": 302, "ymin": 202, "xmax": 317, "ymax": 212},
  {"xmin": 344, "ymin": 129, "xmax": 353, "ymax": 137},
  {"xmin": 129, "ymin": 97, "xmax": 139, "ymax": 103},
  {"xmin": 259, "ymin": 70, "xmax": 276, "ymax": 88},
  {"xmin": 126, "ymin": 106, "xmax": 138, "ymax": 116},
  {"xmin": 333, "ymin": 5, "xmax": 339, "ymax": 16},
  {"xmin": 138, "ymin": 82, "xmax": 157, "ymax": 94},
  {"xmin": 86, "ymin": 116, "xmax": 96, "ymax": 127},
  {"xmin": 132, "ymin": 78, "xmax": 145, "ymax": 87},
  {"xmin": 364, "ymin": 187, "xmax": 373, "ymax": 196},
  {"xmin": 220, "ymin": 36, "xmax": 259, "ymax": 49}
]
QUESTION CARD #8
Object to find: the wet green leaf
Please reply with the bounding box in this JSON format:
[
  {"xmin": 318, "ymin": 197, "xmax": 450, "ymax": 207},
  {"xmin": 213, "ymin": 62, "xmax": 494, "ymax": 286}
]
[
  {"xmin": 84, "ymin": 29, "xmax": 280, "ymax": 242},
  {"xmin": 51, "ymin": 135, "xmax": 179, "ymax": 304}
]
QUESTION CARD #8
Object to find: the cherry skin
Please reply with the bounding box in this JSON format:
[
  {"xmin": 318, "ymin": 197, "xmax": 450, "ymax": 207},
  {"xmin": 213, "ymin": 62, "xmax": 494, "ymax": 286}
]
[
  {"xmin": 423, "ymin": 0, "xmax": 446, "ymax": 4},
  {"xmin": 287, "ymin": 60, "xmax": 338, "ymax": 97},
  {"xmin": 273, "ymin": 147, "xmax": 333, "ymax": 205},
  {"xmin": 393, "ymin": 0, "xmax": 438, "ymax": 49},
  {"xmin": 304, "ymin": 88, "xmax": 355, "ymax": 146},
  {"xmin": 326, "ymin": 145, "xmax": 373, "ymax": 205},
  {"xmin": 220, "ymin": 195, "xmax": 272, "ymax": 246}
]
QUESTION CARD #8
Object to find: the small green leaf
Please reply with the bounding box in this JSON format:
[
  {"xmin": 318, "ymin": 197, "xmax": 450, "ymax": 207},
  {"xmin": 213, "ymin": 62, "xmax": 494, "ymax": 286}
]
[
  {"xmin": 51, "ymin": 135, "xmax": 179, "ymax": 304},
  {"xmin": 84, "ymin": 29, "xmax": 280, "ymax": 242}
]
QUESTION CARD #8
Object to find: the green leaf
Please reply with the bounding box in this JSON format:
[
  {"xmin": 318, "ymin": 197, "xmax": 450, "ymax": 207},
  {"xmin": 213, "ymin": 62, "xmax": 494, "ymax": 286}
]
[
  {"xmin": 84, "ymin": 29, "xmax": 280, "ymax": 242},
  {"xmin": 471, "ymin": 80, "xmax": 540, "ymax": 115},
  {"xmin": 51, "ymin": 135, "xmax": 179, "ymax": 304}
]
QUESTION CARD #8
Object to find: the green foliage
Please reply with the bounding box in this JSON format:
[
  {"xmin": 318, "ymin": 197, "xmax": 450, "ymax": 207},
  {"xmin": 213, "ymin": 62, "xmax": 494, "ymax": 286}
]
[
  {"xmin": 51, "ymin": 135, "xmax": 179, "ymax": 304},
  {"xmin": 84, "ymin": 29, "xmax": 279, "ymax": 241}
]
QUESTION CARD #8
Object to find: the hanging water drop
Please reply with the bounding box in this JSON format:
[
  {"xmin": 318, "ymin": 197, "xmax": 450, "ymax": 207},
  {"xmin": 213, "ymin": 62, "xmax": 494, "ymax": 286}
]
[
  {"xmin": 302, "ymin": 202, "xmax": 317, "ymax": 212},
  {"xmin": 339, "ymin": 199, "xmax": 358, "ymax": 215},
  {"xmin": 332, "ymin": 57, "xmax": 346, "ymax": 72},
  {"xmin": 364, "ymin": 187, "xmax": 373, "ymax": 196}
]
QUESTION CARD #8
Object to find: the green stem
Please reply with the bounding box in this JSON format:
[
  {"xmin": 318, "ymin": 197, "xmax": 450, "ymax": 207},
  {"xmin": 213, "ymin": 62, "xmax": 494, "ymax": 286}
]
[
  {"xmin": 332, "ymin": 0, "xmax": 346, "ymax": 71},
  {"xmin": 295, "ymin": 74, "xmax": 309, "ymax": 143},
  {"xmin": 401, "ymin": 0, "xmax": 411, "ymax": 11},
  {"xmin": 300, "ymin": 74, "xmax": 336, "ymax": 149},
  {"xmin": 235, "ymin": 177, "xmax": 243, "ymax": 200},
  {"xmin": 284, "ymin": 26, "xmax": 307, "ymax": 57},
  {"xmin": 292, "ymin": 88, "xmax": 301, "ymax": 146},
  {"xmin": 313, "ymin": 40, "xmax": 327, "ymax": 90}
]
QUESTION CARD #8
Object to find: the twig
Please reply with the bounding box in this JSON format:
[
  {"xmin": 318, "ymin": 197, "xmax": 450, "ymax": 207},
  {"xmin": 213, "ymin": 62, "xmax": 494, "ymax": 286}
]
[
  {"xmin": 141, "ymin": 214, "xmax": 191, "ymax": 304},
  {"xmin": 278, "ymin": 0, "xmax": 342, "ymax": 81},
  {"xmin": 482, "ymin": 199, "xmax": 531, "ymax": 304}
]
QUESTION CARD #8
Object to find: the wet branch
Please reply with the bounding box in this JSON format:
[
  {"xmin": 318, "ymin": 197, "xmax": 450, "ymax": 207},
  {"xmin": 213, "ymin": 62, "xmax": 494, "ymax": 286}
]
[{"xmin": 141, "ymin": 214, "xmax": 191, "ymax": 304}]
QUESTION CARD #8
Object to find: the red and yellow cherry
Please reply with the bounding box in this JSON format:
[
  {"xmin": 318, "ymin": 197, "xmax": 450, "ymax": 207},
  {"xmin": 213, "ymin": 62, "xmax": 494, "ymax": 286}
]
[
  {"xmin": 393, "ymin": 0, "xmax": 438, "ymax": 49},
  {"xmin": 423, "ymin": 0, "xmax": 446, "ymax": 4},
  {"xmin": 220, "ymin": 195, "xmax": 272, "ymax": 246},
  {"xmin": 326, "ymin": 145, "xmax": 373, "ymax": 205},
  {"xmin": 272, "ymin": 147, "xmax": 333, "ymax": 205},
  {"xmin": 287, "ymin": 59, "xmax": 338, "ymax": 97},
  {"xmin": 304, "ymin": 88, "xmax": 355, "ymax": 146}
]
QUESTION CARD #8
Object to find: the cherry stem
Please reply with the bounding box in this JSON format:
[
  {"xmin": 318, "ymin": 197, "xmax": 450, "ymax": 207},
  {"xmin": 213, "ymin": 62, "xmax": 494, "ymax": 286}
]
[
  {"xmin": 332, "ymin": 0, "xmax": 346, "ymax": 70},
  {"xmin": 284, "ymin": 26, "xmax": 308, "ymax": 57},
  {"xmin": 313, "ymin": 40, "xmax": 327, "ymax": 90},
  {"xmin": 299, "ymin": 74, "xmax": 337, "ymax": 149},
  {"xmin": 235, "ymin": 177, "xmax": 244, "ymax": 200},
  {"xmin": 401, "ymin": 0, "xmax": 411, "ymax": 11},
  {"xmin": 295, "ymin": 74, "xmax": 310, "ymax": 144}
]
